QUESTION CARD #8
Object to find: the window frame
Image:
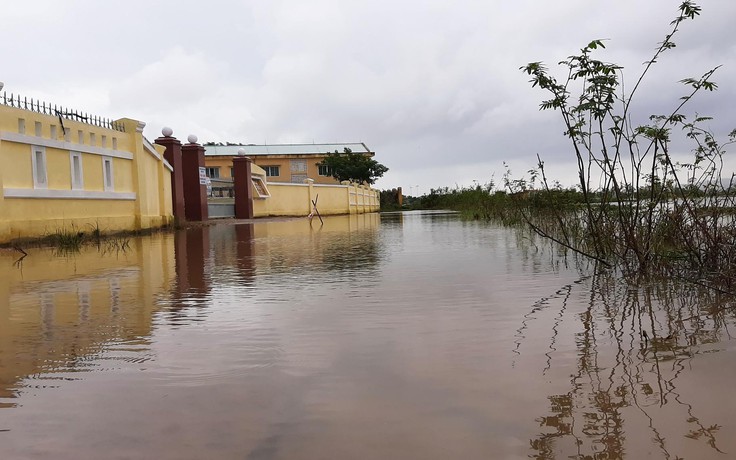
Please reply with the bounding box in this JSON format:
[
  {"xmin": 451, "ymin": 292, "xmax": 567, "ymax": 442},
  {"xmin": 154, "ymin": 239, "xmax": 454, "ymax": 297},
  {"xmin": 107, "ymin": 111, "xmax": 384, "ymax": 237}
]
[
  {"xmin": 31, "ymin": 145, "xmax": 48, "ymax": 189},
  {"xmin": 102, "ymin": 156, "xmax": 114, "ymax": 191},
  {"xmin": 205, "ymin": 167, "xmax": 221, "ymax": 179},
  {"xmin": 318, "ymin": 164, "xmax": 331, "ymax": 176},
  {"xmin": 263, "ymin": 166, "xmax": 280, "ymax": 177},
  {"xmin": 70, "ymin": 151, "xmax": 84, "ymax": 190}
]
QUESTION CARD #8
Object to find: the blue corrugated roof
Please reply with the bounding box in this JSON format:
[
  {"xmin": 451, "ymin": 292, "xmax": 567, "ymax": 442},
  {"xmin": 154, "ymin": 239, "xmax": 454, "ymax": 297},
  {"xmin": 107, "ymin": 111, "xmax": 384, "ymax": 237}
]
[{"xmin": 204, "ymin": 142, "xmax": 372, "ymax": 156}]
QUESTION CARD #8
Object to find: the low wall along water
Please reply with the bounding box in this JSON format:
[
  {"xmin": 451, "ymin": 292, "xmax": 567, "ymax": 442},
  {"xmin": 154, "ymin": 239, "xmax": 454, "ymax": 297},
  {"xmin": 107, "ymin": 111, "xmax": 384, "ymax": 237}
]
[{"xmin": 212, "ymin": 179, "xmax": 380, "ymax": 218}]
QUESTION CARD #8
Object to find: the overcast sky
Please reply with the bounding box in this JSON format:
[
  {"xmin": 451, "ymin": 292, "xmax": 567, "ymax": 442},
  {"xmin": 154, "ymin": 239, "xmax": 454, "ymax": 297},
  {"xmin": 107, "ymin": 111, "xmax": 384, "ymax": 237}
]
[{"xmin": 2, "ymin": 0, "xmax": 734, "ymax": 193}]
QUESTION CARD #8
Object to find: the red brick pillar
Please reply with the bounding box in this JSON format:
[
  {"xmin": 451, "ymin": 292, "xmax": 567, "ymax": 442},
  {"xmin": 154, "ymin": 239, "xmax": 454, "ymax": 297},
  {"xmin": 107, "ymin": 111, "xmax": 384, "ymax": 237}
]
[
  {"xmin": 154, "ymin": 128, "xmax": 186, "ymax": 224},
  {"xmin": 181, "ymin": 135, "xmax": 208, "ymax": 222},
  {"xmin": 233, "ymin": 152, "xmax": 254, "ymax": 219}
]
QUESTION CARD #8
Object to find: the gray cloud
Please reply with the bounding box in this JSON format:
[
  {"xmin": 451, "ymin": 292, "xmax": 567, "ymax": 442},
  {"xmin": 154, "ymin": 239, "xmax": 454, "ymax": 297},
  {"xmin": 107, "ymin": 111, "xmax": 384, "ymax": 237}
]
[{"xmin": 1, "ymin": 0, "xmax": 733, "ymax": 191}]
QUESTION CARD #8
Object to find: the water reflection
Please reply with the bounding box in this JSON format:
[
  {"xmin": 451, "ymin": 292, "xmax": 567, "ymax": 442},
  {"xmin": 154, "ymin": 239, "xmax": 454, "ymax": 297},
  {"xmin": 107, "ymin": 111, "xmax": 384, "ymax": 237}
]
[
  {"xmin": 0, "ymin": 236, "xmax": 174, "ymax": 408},
  {"xmin": 1, "ymin": 212, "xmax": 735, "ymax": 459},
  {"xmin": 522, "ymin": 269, "xmax": 735, "ymax": 459},
  {"xmin": 0, "ymin": 214, "xmax": 383, "ymax": 410}
]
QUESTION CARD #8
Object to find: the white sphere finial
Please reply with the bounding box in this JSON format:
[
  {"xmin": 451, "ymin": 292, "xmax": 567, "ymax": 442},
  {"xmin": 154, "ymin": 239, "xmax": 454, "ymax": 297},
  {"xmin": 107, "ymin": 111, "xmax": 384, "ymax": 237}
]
[
  {"xmin": 237, "ymin": 148, "xmax": 246, "ymax": 156},
  {"xmin": 187, "ymin": 134, "xmax": 198, "ymax": 144},
  {"xmin": 161, "ymin": 127, "xmax": 173, "ymax": 137}
]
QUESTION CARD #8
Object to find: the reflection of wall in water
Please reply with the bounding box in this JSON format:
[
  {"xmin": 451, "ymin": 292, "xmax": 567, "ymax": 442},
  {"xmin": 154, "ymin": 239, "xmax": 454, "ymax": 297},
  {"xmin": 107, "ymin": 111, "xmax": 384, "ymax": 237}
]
[
  {"xmin": 0, "ymin": 215, "xmax": 383, "ymax": 401},
  {"xmin": 0, "ymin": 235, "xmax": 175, "ymax": 403},
  {"xmin": 202, "ymin": 214, "xmax": 383, "ymax": 279}
]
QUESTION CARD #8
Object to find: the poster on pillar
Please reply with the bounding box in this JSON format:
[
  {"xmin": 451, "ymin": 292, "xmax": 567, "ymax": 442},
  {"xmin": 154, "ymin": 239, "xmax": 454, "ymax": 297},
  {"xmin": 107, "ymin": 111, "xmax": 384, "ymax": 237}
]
[{"xmin": 198, "ymin": 167, "xmax": 207, "ymax": 185}]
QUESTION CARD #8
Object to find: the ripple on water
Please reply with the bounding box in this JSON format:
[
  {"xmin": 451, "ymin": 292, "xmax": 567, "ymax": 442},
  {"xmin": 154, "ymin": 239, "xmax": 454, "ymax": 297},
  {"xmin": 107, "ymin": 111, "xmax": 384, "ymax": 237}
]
[{"xmin": 2, "ymin": 215, "xmax": 736, "ymax": 459}]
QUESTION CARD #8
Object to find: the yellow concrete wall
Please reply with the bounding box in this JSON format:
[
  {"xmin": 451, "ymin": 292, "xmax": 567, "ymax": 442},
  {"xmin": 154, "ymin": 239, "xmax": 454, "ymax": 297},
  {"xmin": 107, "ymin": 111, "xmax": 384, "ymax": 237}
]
[
  {"xmin": 253, "ymin": 179, "xmax": 380, "ymax": 218},
  {"xmin": 254, "ymin": 183, "xmax": 312, "ymax": 217},
  {"xmin": 0, "ymin": 103, "xmax": 173, "ymax": 243},
  {"xmin": 313, "ymin": 184, "xmax": 351, "ymax": 215}
]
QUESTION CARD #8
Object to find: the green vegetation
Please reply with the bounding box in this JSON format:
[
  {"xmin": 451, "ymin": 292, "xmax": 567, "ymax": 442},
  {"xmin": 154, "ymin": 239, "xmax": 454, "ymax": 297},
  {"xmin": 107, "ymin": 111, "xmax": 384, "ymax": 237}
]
[
  {"xmin": 420, "ymin": 2, "xmax": 736, "ymax": 288},
  {"xmin": 318, "ymin": 148, "xmax": 388, "ymax": 185},
  {"xmin": 3, "ymin": 222, "xmax": 143, "ymax": 256},
  {"xmin": 420, "ymin": 183, "xmax": 516, "ymax": 221},
  {"xmin": 379, "ymin": 188, "xmax": 403, "ymax": 211},
  {"xmin": 415, "ymin": 182, "xmax": 584, "ymax": 225},
  {"xmin": 515, "ymin": 1, "xmax": 735, "ymax": 285},
  {"xmin": 204, "ymin": 141, "xmax": 242, "ymax": 146},
  {"xmin": 47, "ymin": 227, "xmax": 85, "ymax": 254}
]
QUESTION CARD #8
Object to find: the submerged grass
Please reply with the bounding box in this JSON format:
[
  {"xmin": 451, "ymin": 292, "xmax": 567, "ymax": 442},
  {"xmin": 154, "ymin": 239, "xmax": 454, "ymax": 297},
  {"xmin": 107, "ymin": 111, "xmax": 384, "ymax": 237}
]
[
  {"xmin": 46, "ymin": 227, "xmax": 85, "ymax": 253},
  {"xmin": 1, "ymin": 221, "xmax": 169, "ymax": 257},
  {"xmin": 419, "ymin": 184, "xmax": 736, "ymax": 292}
]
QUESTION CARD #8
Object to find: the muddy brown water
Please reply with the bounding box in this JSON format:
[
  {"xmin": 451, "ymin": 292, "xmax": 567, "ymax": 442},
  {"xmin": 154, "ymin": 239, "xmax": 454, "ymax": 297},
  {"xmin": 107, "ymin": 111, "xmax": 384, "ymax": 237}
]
[{"xmin": 1, "ymin": 211, "xmax": 734, "ymax": 459}]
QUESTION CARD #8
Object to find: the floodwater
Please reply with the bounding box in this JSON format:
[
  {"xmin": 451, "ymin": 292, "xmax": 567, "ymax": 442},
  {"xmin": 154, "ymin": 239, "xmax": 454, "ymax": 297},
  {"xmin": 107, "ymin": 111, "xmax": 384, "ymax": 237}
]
[{"xmin": 1, "ymin": 211, "xmax": 735, "ymax": 459}]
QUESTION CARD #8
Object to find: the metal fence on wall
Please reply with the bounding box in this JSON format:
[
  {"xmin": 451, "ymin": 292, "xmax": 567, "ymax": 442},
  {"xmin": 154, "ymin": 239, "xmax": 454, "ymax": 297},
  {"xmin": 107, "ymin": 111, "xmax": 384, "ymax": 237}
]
[{"xmin": 0, "ymin": 91, "xmax": 125, "ymax": 132}]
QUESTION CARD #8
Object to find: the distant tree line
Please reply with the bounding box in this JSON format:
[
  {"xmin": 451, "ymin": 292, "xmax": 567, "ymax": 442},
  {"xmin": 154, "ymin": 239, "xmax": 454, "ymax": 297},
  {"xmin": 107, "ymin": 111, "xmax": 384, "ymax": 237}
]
[{"xmin": 204, "ymin": 141, "xmax": 244, "ymax": 146}]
